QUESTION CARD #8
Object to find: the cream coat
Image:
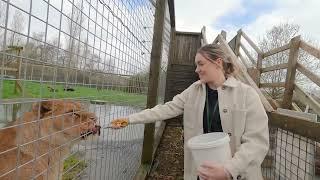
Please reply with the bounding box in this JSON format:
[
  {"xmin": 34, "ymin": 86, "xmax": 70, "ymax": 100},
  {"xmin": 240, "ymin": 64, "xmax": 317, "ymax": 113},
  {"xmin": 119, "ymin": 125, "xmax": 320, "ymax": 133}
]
[{"xmin": 129, "ymin": 77, "xmax": 269, "ymax": 180}]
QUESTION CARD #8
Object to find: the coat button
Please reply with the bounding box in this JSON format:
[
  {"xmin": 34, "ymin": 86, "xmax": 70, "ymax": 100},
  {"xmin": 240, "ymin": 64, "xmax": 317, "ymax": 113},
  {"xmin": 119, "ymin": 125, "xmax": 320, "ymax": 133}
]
[
  {"xmin": 223, "ymin": 108, "xmax": 228, "ymax": 113},
  {"xmin": 237, "ymin": 175, "xmax": 241, "ymax": 179}
]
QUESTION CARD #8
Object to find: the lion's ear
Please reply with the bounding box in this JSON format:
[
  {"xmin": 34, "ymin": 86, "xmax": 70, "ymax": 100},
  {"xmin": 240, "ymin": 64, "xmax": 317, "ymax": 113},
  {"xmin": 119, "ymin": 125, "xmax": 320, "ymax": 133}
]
[{"xmin": 32, "ymin": 100, "xmax": 53, "ymax": 116}]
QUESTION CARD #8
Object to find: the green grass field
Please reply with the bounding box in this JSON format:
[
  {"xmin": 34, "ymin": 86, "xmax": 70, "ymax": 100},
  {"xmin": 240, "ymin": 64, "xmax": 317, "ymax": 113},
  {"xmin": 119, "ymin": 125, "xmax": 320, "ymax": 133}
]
[
  {"xmin": 62, "ymin": 153, "xmax": 87, "ymax": 180},
  {"xmin": 3, "ymin": 80, "xmax": 147, "ymax": 107}
]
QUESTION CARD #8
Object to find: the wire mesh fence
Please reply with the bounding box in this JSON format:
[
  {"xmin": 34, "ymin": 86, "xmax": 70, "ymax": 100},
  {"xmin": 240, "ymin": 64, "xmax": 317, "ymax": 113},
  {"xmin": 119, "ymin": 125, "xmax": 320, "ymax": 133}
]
[
  {"xmin": 0, "ymin": 0, "xmax": 168, "ymax": 179},
  {"xmin": 262, "ymin": 126, "xmax": 320, "ymax": 180}
]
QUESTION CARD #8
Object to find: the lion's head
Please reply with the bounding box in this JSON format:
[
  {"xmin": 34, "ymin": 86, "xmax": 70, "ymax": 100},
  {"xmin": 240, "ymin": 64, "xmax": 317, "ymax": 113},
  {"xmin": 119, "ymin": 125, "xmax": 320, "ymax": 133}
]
[
  {"xmin": 31, "ymin": 100, "xmax": 101, "ymax": 145},
  {"xmin": 0, "ymin": 100, "xmax": 101, "ymax": 180}
]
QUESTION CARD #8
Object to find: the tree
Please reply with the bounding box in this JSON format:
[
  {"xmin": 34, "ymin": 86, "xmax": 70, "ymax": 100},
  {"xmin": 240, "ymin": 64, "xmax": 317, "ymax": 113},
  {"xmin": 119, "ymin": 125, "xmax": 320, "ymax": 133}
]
[
  {"xmin": 64, "ymin": 2, "xmax": 84, "ymax": 68},
  {"xmin": 258, "ymin": 23, "xmax": 319, "ymax": 98},
  {"xmin": 8, "ymin": 10, "xmax": 25, "ymax": 46},
  {"xmin": 0, "ymin": 1, "xmax": 5, "ymax": 50},
  {"xmin": 0, "ymin": 1, "xmax": 4, "ymax": 23},
  {"xmin": 63, "ymin": 2, "xmax": 85, "ymax": 86}
]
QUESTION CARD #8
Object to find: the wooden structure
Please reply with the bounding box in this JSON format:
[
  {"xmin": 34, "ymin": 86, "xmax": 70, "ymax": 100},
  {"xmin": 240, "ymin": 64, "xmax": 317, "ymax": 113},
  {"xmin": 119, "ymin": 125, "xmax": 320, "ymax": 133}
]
[
  {"xmin": 136, "ymin": 0, "xmax": 320, "ymax": 179},
  {"xmin": 164, "ymin": 31, "xmax": 201, "ymax": 126}
]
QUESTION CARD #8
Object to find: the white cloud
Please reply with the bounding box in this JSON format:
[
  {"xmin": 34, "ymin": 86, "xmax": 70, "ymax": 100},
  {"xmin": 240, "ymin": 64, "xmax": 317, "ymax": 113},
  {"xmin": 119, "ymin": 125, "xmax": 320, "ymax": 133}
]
[
  {"xmin": 175, "ymin": 0, "xmax": 320, "ymax": 45},
  {"xmin": 244, "ymin": 0, "xmax": 320, "ymax": 43},
  {"xmin": 175, "ymin": 0, "xmax": 242, "ymax": 42}
]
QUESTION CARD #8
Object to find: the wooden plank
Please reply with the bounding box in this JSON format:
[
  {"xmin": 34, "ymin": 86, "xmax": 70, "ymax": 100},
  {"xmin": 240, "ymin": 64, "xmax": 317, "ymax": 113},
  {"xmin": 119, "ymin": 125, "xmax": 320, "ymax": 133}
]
[
  {"xmin": 174, "ymin": 33, "xmax": 201, "ymax": 64},
  {"xmin": 221, "ymin": 30, "xmax": 227, "ymax": 40},
  {"xmin": 228, "ymin": 36, "xmax": 237, "ymax": 54},
  {"xmin": 261, "ymin": 63, "xmax": 288, "ymax": 73},
  {"xmin": 201, "ymin": 26, "xmax": 208, "ymax": 45},
  {"xmin": 217, "ymin": 35, "xmax": 274, "ymax": 112},
  {"xmin": 296, "ymin": 63, "xmax": 320, "ymax": 87},
  {"xmin": 277, "ymin": 108, "xmax": 317, "ymax": 122},
  {"xmin": 238, "ymin": 53, "xmax": 250, "ymax": 68},
  {"xmin": 247, "ymin": 68, "xmax": 260, "ymax": 85},
  {"xmin": 240, "ymin": 43, "xmax": 256, "ymax": 65},
  {"xmin": 0, "ymin": 67, "xmax": 18, "ymax": 71},
  {"xmin": 141, "ymin": 0, "xmax": 166, "ymax": 164},
  {"xmin": 167, "ymin": 0, "xmax": 175, "ymax": 28},
  {"xmin": 263, "ymin": 43, "xmax": 290, "ymax": 58},
  {"xmin": 213, "ymin": 35, "xmax": 219, "ymax": 44},
  {"xmin": 292, "ymin": 102, "xmax": 302, "ymax": 112},
  {"xmin": 256, "ymin": 53, "xmax": 263, "ymax": 86},
  {"xmin": 176, "ymin": 31, "xmax": 201, "ymax": 36},
  {"xmin": 167, "ymin": 28, "xmax": 176, "ymax": 66},
  {"xmin": 266, "ymin": 97, "xmax": 281, "ymax": 109},
  {"xmin": 165, "ymin": 64, "xmax": 198, "ymax": 104},
  {"xmin": 300, "ymin": 40, "xmax": 320, "ymax": 59},
  {"xmin": 241, "ymin": 30, "xmax": 262, "ymax": 54},
  {"xmin": 260, "ymin": 82, "xmax": 285, "ymax": 88},
  {"xmin": 293, "ymin": 84, "xmax": 320, "ymax": 116},
  {"xmin": 282, "ymin": 36, "xmax": 301, "ymax": 109},
  {"xmin": 173, "ymin": 58, "xmax": 197, "ymax": 65},
  {"xmin": 234, "ymin": 29, "xmax": 242, "ymax": 56},
  {"xmin": 268, "ymin": 111, "xmax": 320, "ymax": 142},
  {"xmin": 305, "ymin": 105, "xmax": 310, "ymax": 113}
]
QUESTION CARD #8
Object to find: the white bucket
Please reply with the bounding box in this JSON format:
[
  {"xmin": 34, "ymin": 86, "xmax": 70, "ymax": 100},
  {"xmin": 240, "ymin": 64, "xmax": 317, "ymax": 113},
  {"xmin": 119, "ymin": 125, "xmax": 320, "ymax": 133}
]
[{"xmin": 187, "ymin": 132, "xmax": 232, "ymax": 168}]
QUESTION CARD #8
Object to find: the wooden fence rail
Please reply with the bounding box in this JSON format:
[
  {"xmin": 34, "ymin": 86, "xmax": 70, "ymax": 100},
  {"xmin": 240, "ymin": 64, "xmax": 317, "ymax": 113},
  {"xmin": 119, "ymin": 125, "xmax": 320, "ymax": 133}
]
[{"xmin": 231, "ymin": 30, "xmax": 320, "ymax": 116}]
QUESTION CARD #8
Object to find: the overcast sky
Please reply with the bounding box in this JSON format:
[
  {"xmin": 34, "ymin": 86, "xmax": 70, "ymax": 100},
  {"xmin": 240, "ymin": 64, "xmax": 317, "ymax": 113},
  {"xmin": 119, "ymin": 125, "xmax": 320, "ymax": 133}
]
[{"xmin": 175, "ymin": 0, "xmax": 320, "ymax": 44}]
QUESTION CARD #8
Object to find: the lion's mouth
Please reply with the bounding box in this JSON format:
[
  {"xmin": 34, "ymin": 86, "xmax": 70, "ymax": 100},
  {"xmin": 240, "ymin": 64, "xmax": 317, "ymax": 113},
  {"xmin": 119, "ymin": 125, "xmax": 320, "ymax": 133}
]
[
  {"xmin": 93, "ymin": 125, "xmax": 101, "ymax": 136},
  {"xmin": 80, "ymin": 125, "xmax": 101, "ymax": 139}
]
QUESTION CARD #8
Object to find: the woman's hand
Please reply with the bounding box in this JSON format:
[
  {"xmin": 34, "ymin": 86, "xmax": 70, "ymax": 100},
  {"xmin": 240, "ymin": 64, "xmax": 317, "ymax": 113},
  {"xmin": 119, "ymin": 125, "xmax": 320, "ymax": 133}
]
[
  {"xmin": 110, "ymin": 118, "xmax": 129, "ymax": 129},
  {"xmin": 197, "ymin": 161, "xmax": 231, "ymax": 180}
]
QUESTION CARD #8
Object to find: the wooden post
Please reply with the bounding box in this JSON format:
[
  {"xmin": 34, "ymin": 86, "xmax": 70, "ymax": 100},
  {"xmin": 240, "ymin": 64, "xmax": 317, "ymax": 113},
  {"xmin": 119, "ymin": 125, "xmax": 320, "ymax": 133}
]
[
  {"xmin": 234, "ymin": 29, "xmax": 242, "ymax": 56},
  {"xmin": 255, "ymin": 53, "xmax": 263, "ymax": 86},
  {"xmin": 221, "ymin": 30, "xmax": 227, "ymax": 40},
  {"xmin": 282, "ymin": 36, "xmax": 301, "ymax": 109},
  {"xmin": 141, "ymin": 0, "xmax": 166, "ymax": 165},
  {"xmin": 200, "ymin": 26, "xmax": 207, "ymax": 45},
  {"xmin": 165, "ymin": 28, "xmax": 176, "ymax": 102},
  {"xmin": 11, "ymin": 46, "xmax": 23, "ymax": 94}
]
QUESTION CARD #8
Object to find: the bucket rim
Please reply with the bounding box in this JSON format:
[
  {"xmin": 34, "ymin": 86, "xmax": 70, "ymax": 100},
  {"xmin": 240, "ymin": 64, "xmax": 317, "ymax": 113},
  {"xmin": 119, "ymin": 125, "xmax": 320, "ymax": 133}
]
[{"xmin": 187, "ymin": 132, "xmax": 230, "ymax": 149}]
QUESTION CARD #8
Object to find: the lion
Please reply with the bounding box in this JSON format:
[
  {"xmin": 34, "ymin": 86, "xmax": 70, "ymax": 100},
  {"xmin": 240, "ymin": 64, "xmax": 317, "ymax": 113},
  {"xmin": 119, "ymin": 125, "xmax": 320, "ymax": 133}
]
[{"xmin": 0, "ymin": 100, "xmax": 101, "ymax": 180}]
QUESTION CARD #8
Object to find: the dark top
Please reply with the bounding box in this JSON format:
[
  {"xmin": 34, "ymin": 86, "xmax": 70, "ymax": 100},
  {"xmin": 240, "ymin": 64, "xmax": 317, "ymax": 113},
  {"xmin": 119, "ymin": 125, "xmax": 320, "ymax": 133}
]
[
  {"xmin": 203, "ymin": 84, "xmax": 223, "ymax": 133},
  {"xmin": 197, "ymin": 85, "xmax": 223, "ymax": 180}
]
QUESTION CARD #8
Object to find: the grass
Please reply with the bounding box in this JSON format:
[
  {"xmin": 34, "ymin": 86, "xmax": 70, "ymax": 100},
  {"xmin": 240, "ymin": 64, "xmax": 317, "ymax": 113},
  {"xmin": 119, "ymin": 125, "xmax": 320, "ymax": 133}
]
[
  {"xmin": 63, "ymin": 154, "xmax": 87, "ymax": 180},
  {"xmin": 2, "ymin": 80, "xmax": 147, "ymax": 107}
]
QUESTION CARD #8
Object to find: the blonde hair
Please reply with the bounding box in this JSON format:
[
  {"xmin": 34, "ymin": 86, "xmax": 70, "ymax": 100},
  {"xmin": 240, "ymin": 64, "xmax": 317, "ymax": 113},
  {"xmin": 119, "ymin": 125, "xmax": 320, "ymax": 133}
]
[{"xmin": 197, "ymin": 44, "xmax": 235, "ymax": 76}]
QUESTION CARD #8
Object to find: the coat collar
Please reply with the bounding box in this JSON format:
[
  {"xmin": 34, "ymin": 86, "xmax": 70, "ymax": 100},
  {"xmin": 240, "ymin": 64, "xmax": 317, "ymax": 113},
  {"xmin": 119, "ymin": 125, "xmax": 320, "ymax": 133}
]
[{"xmin": 195, "ymin": 76, "xmax": 239, "ymax": 88}]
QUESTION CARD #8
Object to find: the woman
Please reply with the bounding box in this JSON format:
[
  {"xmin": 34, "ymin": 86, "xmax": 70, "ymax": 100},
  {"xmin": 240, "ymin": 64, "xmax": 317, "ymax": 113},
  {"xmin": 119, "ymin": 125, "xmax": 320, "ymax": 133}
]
[{"xmin": 111, "ymin": 44, "xmax": 269, "ymax": 180}]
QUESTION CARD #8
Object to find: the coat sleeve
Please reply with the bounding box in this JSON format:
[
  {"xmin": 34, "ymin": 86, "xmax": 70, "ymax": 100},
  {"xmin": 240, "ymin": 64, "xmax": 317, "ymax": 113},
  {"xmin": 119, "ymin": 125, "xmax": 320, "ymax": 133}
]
[
  {"xmin": 224, "ymin": 86, "xmax": 269, "ymax": 180},
  {"xmin": 128, "ymin": 84, "xmax": 193, "ymax": 124}
]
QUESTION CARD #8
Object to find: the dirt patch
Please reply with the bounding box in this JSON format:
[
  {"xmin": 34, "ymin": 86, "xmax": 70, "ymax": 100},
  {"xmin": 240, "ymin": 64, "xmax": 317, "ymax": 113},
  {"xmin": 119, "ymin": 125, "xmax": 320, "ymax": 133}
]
[{"xmin": 147, "ymin": 126, "xmax": 184, "ymax": 180}]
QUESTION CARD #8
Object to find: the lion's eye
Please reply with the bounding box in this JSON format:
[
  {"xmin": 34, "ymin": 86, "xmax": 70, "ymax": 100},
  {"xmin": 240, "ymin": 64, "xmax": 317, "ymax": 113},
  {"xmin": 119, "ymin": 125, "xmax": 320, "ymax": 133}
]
[
  {"xmin": 68, "ymin": 112, "xmax": 80, "ymax": 118},
  {"xmin": 66, "ymin": 110, "xmax": 80, "ymax": 120},
  {"xmin": 73, "ymin": 113, "xmax": 80, "ymax": 118}
]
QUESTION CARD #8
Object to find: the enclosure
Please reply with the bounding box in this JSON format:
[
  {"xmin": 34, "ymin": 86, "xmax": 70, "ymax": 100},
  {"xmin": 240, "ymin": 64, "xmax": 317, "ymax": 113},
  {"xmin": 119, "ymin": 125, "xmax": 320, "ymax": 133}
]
[{"xmin": 1, "ymin": 0, "xmax": 320, "ymax": 180}]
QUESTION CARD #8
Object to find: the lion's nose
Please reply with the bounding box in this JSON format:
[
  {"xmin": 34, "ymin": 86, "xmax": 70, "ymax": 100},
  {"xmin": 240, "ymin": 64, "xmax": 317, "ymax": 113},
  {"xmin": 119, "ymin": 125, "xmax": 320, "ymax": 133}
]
[{"xmin": 93, "ymin": 125, "xmax": 101, "ymax": 136}]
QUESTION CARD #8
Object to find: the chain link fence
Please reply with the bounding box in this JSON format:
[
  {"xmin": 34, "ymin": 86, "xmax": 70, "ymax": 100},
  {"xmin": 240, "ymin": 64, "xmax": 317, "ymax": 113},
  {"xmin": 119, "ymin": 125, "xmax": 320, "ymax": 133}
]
[{"xmin": 0, "ymin": 0, "xmax": 168, "ymax": 179}]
